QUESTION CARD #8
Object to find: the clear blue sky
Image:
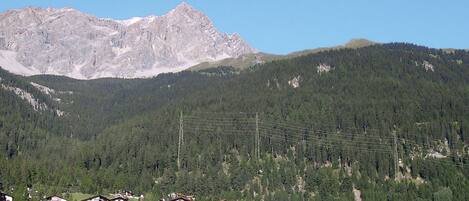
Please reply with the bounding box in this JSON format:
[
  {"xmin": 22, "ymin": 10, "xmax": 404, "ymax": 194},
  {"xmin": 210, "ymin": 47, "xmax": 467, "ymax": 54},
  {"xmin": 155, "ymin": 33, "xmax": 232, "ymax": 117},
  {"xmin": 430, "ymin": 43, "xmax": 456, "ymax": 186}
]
[{"xmin": 1, "ymin": 0, "xmax": 468, "ymax": 54}]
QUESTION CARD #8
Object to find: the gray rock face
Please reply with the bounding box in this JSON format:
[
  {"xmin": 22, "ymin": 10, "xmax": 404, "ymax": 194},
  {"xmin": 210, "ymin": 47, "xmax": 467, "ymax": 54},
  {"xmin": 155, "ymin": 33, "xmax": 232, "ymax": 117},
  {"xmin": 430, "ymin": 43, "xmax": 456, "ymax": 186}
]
[{"xmin": 0, "ymin": 3, "xmax": 255, "ymax": 79}]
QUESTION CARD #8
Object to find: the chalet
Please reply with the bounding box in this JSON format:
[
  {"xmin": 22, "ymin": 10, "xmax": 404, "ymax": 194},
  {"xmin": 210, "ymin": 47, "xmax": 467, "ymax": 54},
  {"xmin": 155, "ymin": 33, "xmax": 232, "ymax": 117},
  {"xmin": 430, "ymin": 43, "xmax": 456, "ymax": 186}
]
[
  {"xmin": 0, "ymin": 192, "xmax": 13, "ymax": 201},
  {"xmin": 169, "ymin": 197, "xmax": 193, "ymax": 201},
  {"xmin": 110, "ymin": 190, "xmax": 135, "ymax": 199},
  {"xmin": 110, "ymin": 196, "xmax": 128, "ymax": 201},
  {"xmin": 160, "ymin": 193, "xmax": 195, "ymax": 201},
  {"xmin": 45, "ymin": 195, "xmax": 67, "ymax": 201},
  {"xmin": 81, "ymin": 195, "xmax": 110, "ymax": 201}
]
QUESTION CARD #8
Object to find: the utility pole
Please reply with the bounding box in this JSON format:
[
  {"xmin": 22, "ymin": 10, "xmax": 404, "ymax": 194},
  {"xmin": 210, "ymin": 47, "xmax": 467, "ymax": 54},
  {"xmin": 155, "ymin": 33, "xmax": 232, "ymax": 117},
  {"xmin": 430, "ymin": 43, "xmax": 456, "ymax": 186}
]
[
  {"xmin": 177, "ymin": 111, "xmax": 183, "ymax": 170},
  {"xmin": 255, "ymin": 112, "xmax": 260, "ymax": 160},
  {"xmin": 392, "ymin": 130, "xmax": 399, "ymax": 179}
]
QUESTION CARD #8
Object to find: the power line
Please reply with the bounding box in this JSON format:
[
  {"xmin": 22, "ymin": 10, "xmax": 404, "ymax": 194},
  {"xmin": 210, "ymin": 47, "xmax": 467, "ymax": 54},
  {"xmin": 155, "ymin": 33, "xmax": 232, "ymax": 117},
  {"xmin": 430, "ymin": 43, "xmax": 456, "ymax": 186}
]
[
  {"xmin": 264, "ymin": 139, "xmax": 394, "ymax": 154},
  {"xmin": 260, "ymin": 132, "xmax": 392, "ymax": 148},
  {"xmin": 180, "ymin": 112, "xmax": 468, "ymax": 170},
  {"xmin": 186, "ymin": 117, "xmax": 394, "ymax": 141},
  {"xmin": 259, "ymin": 126, "xmax": 394, "ymax": 142},
  {"xmin": 261, "ymin": 122, "xmax": 387, "ymax": 136},
  {"xmin": 185, "ymin": 117, "xmax": 254, "ymax": 122},
  {"xmin": 184, "ymin": 124, "xmax": 393, "ymax": 147},
  {"xmin": 184, "ymin": 120, "xmax": 394, "ymax": 148},
  {"xmin": 262, "ymin": 133, "xmax": 393, "ymax": 152},
  {"xmin": 189, "ymin": 111, "xmax": 257, "ymax": 115},
  {"xmin": 186, "ymin": 117, "xmax": 438, "ymax": 155},
  {"xmin": 186, "ymin": 115, "xmax": 392, "ymax": 139},
  {"xmin": 184, "ymin": 123, "xmax": 394, "ymax": 153}
]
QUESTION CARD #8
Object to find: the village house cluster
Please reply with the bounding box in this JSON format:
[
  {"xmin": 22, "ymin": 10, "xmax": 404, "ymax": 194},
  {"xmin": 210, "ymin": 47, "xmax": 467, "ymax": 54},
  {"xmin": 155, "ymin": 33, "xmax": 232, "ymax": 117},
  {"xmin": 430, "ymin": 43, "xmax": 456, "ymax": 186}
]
[
  {"xmin": 0, "ymin": 190, "xmax": 145, "ymax": 201},
  {"xmin": 0, "ymin": 190, "xmax": 196, "ymax": 201}
]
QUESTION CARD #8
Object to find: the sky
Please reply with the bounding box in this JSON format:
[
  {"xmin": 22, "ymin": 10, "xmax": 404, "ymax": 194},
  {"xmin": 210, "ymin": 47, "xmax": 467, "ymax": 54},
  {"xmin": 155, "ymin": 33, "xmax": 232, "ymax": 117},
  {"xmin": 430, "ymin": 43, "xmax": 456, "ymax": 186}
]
[{"xmin": 1, "ymin": 0, "xmax": 468, "ymax": 54}]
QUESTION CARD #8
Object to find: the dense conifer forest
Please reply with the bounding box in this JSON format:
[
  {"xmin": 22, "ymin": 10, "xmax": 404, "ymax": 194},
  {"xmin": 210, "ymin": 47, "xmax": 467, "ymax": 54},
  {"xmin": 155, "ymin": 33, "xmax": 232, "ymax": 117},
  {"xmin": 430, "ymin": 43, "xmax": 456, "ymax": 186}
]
[{"xmin": 1, "ymin": 43, "xmax": 469, "ymax": 200}]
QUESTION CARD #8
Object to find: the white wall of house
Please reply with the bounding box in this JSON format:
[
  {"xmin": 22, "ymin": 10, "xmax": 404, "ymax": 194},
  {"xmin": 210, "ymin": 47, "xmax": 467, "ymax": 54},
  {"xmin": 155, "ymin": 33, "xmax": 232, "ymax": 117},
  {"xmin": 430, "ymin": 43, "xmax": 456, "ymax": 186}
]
[{"xmin": 50, "ymin": 196, "xmax": 67, "ymax": 201}]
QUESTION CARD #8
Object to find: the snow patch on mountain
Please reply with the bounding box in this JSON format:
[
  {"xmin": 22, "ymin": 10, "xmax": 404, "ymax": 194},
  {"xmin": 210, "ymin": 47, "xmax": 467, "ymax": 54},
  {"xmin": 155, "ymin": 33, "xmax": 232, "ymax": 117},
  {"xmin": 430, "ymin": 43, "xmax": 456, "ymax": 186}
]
[{"xmin": 117, "ymin": 17, "xmax": 144, "ymax": 26}]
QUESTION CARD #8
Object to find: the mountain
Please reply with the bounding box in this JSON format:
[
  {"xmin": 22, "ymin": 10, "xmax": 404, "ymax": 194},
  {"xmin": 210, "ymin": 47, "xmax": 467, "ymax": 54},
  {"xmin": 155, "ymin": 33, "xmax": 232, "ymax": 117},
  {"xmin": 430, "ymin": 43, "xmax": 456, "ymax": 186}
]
[
  {"xmin": 189, "ymin": 38, "xmax": 376, "ymax": 71},
  {"xmin": 0, "ymin": 3, "xmax": 255, "ymax": 79},
  {"xmin": 2, "ymin": 43, "xmax": 469, "ymax": 200}
]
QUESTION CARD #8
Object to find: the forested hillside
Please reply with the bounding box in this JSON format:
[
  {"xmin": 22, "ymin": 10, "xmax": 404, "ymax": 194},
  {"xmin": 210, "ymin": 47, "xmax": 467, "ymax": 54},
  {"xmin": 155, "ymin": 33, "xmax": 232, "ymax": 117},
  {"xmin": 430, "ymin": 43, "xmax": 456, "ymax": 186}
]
[{"xmin": 1, "ymin": 43, "xmax": 469, "ymax": 200}]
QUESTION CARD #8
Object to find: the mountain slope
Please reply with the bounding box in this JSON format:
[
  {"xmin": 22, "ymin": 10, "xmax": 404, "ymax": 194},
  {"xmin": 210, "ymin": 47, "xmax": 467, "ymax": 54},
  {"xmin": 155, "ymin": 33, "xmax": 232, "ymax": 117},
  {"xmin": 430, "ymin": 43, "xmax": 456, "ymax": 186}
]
[
  {"xmin": 0, "ymin": 68, "xmax": 69, "ymax": 159},
  {"xmin": 2, "ymin": 43, "xmax": 469, "ymax": 200},
  {"xmin": 0, "ymin": 3, "xmax": 254, "ymax": 79},
  {"xmin": 188, "ymin": 38, "xmax": 376, "ymax": 71},
  {"xmin": 89, "ymin": 43, "xmax": 469, "ymax": 199},
  {"xmin": 27, "ymin": 68, "xmax": 237, "ymax": 139}
]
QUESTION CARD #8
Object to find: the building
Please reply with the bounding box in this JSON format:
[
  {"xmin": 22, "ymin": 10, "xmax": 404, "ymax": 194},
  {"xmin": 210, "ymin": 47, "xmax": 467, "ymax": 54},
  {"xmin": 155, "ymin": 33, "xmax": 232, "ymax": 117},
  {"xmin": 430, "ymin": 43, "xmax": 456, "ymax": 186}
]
[
  {"xmin": 169, "ymin": 197, "xmax": 193, "ymax": 201},
  {"xmin": 0, "ymin": 192, "xmax": 13, "ymax": 201},
  {"xmin": 110, "ymin": 196, "xmax": 128, "ymax": 201},
  {"xmin": 160, "ymin": 193, "xmax": 194, "ymax": 201},
  {"xmin": 109, "ymin": 190, "xmax": 137, "ymax": 201},
  {"xmin": 109, "ymin": 190, "xmax": 144, "ymax": 201},
  {"xmin": 81, "ymin": 195, "xmax": 110, "ymax": 201},
  {"xmin": 45, "ymin": 196, "xmax": 67, "ymax": 201}
]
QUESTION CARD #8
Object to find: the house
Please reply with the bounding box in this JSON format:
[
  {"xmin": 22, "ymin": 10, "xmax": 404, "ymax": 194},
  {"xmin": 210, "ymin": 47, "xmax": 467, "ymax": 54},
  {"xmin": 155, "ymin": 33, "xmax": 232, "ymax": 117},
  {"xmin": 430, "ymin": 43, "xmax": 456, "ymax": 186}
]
[
  {"xmin": 110, "ymin": 196, "xmax": 128, "ymax": 201},
  {"xmin": 160, "ymin": 193, "xmax": 195, "ymax": 201},
  {"xmin": 169, "ymin": 197, "xmax": 193, "ymax": 201},
  {"xmin": 81, "ymin": 195, "xmax": 110, "ymax": 201},
  {"xmin": 109, "ymin": 190, "xmax": 138, "ymax": 200},
  {"xmin": 110, "ymin": 191, "xmax": 135, "ymax": 199},
  {"xmin": 45, "ymin": 196, "xmax": 67, "ymax": 201},
  {"xmin": 0, "ymin": 192, "xmax": 13, "ymax": 201}
]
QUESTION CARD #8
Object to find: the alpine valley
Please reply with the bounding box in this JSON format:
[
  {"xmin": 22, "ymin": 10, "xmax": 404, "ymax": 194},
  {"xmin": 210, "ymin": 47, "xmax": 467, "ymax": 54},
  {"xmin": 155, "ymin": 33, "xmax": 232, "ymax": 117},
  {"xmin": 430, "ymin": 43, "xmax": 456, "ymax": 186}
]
[{"xmin": 1, "ymin": 2, "xmax": 469, "ymax": 201}]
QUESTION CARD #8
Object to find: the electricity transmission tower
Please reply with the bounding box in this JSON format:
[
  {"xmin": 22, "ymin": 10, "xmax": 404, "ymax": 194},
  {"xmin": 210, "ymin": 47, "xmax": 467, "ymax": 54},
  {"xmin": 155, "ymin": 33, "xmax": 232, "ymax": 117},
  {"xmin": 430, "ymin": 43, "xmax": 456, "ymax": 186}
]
[
  {"xmin": 393, "ymin": 130, "xmax": 399, "ymax": 179},
  {"xmin": 255, "ymin": 112, "xmax": 260, "ymax": 160},
  {"xmin": 178, "ymin": 111, "xmax": 184, "ymax": 170}
]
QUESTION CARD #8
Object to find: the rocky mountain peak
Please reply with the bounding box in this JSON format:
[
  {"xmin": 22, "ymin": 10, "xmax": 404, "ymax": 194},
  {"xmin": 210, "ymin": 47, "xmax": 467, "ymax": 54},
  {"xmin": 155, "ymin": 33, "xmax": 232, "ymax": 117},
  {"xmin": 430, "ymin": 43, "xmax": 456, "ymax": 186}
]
[
  {"xmin": 0, "ymin": 3, "xmax": 255, "ymax": 79},
  {"xmin": 173, "ymin": 2, "xmax": 196, "ymax": 13},
  {"xmin": 166, "ymin": 2, "xmax": 210, "ymax": 25}
]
